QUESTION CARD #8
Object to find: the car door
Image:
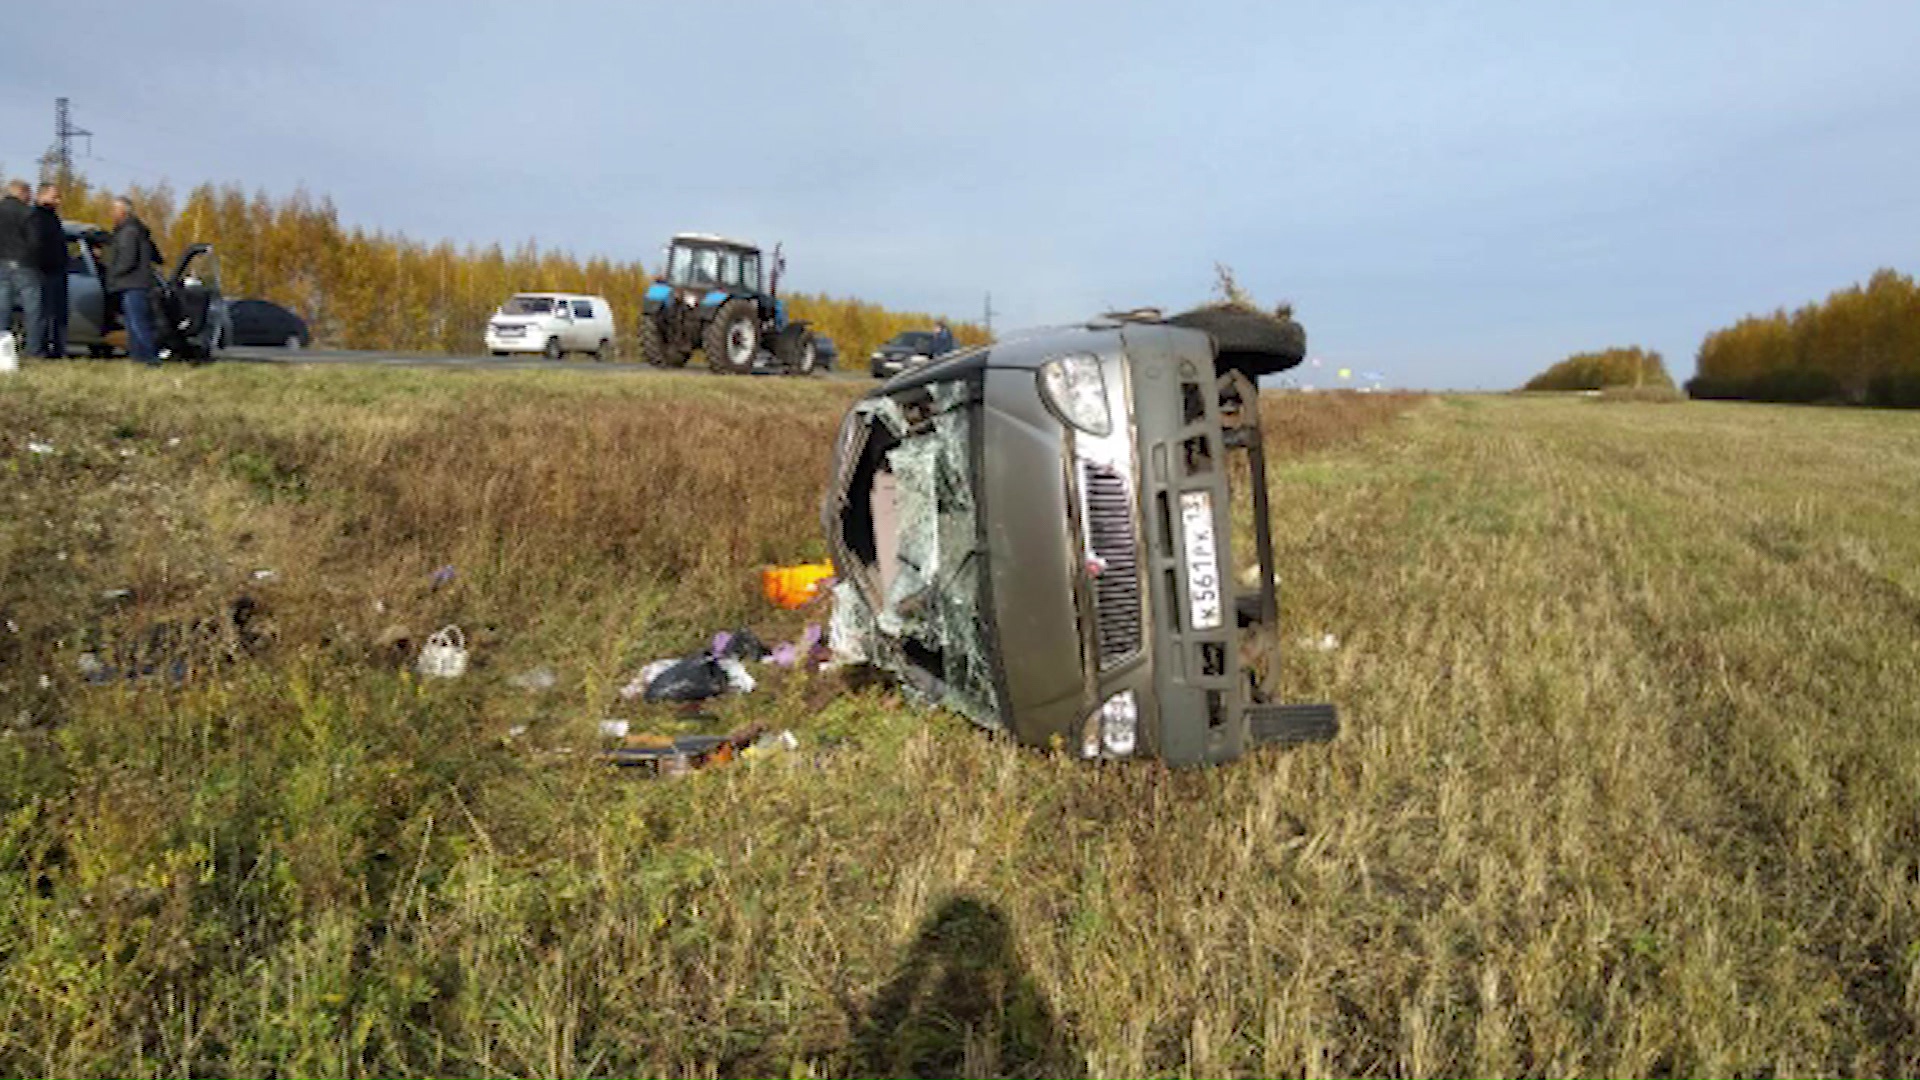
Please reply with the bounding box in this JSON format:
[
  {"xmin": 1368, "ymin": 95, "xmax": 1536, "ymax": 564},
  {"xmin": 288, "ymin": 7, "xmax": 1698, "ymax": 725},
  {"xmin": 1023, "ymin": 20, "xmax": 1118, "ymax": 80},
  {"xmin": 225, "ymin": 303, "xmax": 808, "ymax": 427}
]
[
  {"xmin": 545, "ymin": 295, "xmax": 572, "ymax": 345},
  {"xmin": 569, "ymin": 299, "xmax": 596, "ymax": 348},
  {"xmin": 65, "ymin": 232, "xmax": 107, "ymax": 345}
]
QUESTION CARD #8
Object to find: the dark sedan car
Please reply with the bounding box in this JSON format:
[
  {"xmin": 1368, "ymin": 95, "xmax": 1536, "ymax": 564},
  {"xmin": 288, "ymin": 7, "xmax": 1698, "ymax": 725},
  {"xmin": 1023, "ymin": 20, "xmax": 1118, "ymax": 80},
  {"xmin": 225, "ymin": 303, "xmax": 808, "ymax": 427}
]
[
  {"xmin": 811, "ymin": 332, "xmax": 838, "ymax": 370},
  {"xmin": 869, "ymin": 328, "xmax": 957, "ymax": 379},
  {"xmin": 227, "ymin": 299, "xmax": 311, "ymax": 348}
]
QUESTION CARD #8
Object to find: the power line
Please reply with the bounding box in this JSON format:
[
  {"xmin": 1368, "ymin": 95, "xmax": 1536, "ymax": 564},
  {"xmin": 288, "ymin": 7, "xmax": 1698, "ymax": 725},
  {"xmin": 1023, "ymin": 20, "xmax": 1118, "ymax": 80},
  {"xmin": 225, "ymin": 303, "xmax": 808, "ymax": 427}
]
[{"xmin": 38, "ymin": 97, "xmax": 92, "ymax": 187}]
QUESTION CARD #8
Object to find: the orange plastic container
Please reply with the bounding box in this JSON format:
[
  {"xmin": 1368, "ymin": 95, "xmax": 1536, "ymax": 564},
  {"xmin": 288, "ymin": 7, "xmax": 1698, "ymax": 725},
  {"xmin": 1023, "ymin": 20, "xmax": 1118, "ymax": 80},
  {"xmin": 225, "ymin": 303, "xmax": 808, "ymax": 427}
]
[{"xmin": 763, "ymin": 562, "xmax": 835, "ymax": 609}]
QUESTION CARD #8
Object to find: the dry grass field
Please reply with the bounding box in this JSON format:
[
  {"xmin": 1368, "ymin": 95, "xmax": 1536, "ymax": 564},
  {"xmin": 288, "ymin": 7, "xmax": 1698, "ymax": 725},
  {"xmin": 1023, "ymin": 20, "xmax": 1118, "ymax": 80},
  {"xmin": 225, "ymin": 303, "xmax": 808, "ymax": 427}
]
[{"xmin": 2, "ymin": 363, "xmax": 1918, "ymax": 1077}]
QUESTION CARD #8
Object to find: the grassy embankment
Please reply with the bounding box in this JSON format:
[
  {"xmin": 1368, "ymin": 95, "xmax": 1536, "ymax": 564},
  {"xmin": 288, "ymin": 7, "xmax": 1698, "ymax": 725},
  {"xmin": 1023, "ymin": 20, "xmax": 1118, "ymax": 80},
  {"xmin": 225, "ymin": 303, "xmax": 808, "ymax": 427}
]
[{"xmin": 2, "ymin": 364, "xmax": 1918, "ymax": 1076}]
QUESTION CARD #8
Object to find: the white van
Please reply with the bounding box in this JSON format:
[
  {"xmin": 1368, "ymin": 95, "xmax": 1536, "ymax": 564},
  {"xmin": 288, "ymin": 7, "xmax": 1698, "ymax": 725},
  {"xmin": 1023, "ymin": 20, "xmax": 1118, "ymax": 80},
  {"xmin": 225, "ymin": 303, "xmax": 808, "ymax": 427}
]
[{"xmin": 485, "ymin": 293, "xmax": 616, "ymax": 359}]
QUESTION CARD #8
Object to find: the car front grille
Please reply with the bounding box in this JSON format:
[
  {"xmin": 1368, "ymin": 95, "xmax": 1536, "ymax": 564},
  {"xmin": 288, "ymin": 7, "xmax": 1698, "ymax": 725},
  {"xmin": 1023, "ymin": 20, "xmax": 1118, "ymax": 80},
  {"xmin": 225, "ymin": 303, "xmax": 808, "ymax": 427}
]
[{"xmin": 1083, "ymin": 461, "xmax": 1143, "ymax": 669}]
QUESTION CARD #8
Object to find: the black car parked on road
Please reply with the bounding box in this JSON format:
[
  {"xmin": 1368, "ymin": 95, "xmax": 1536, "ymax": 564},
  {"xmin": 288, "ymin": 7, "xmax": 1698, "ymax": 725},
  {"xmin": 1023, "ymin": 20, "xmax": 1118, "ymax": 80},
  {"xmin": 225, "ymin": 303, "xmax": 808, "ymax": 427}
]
[
  {"xmin": 811, "ymin": 332, "xmax": 838, "ymax": 370},
  {"xmin": 869, "ymin": 328, "xmax": 957, "ymax": 379},
  {"xmin": 226, "ymin": 299, "xmax": 311, "ymax": 348}
]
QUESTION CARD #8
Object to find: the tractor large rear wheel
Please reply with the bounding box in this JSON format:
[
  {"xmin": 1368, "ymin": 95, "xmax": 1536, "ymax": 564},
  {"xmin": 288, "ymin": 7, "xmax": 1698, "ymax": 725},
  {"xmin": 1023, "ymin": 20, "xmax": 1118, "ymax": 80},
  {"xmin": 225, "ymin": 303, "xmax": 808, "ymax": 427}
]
[
  {"xmin": 639, "ymin": 316, "xmax": 688, "ymax": 368},
  {"xmin": 704, "ymin": 300, "xmax": 759, "ymax": 375}
]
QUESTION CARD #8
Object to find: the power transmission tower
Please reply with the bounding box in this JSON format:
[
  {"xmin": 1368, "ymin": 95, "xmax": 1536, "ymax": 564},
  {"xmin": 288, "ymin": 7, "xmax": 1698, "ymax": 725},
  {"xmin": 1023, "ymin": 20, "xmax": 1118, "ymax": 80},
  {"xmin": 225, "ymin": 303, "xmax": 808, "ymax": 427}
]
[{"xmin": 38, "ymin": 97, "xmax": 92, "ymax": 187}]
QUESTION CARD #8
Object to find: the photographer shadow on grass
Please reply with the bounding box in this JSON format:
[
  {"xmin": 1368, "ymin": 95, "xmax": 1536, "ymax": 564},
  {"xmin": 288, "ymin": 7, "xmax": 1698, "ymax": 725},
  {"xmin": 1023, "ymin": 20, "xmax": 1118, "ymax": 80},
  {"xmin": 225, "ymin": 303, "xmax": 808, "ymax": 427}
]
[{"xmin": 850, "ymin": 894, "xmax": 1083, "ymax": 1079}]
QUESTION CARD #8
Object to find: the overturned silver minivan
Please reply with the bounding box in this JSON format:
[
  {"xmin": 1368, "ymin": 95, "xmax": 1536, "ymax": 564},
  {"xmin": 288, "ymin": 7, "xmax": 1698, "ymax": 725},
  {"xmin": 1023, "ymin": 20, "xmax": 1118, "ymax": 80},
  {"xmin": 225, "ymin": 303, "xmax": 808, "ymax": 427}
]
[{"xmin": 825, "ymin": 307, "xmax": 1337, "ymax": 766}]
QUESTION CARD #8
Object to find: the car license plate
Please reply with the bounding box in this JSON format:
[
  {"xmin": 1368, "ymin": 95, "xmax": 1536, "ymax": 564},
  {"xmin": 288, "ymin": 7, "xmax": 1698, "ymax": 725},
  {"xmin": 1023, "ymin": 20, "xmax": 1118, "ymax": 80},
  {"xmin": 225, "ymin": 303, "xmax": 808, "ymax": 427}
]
[{"xmin": 1180, "ymin": 490, "xmax": 1224, "ymax": 630}]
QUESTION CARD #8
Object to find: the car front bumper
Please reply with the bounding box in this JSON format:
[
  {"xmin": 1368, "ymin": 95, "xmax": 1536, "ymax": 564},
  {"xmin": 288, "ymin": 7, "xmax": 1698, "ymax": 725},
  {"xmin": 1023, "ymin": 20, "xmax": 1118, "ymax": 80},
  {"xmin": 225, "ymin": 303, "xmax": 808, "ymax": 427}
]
[{"xmin": 485, "ymin": 330, "xmax": 540, "ymax": 353}]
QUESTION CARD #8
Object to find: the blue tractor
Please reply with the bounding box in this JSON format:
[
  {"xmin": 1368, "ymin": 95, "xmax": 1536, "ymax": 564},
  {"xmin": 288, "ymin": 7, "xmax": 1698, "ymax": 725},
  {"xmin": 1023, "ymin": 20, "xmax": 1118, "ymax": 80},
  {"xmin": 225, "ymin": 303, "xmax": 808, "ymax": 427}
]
[{"xmin": 638, "ymin": 233, "xmax": 817, "ymax": 375}]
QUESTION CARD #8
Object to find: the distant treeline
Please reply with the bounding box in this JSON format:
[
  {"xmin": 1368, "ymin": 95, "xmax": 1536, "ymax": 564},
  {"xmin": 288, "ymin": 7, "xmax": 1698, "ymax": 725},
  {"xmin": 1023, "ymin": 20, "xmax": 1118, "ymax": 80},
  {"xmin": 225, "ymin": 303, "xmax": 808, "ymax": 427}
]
[
  {"xmin": 1523, "ymin": 346, "xmax": 1674, "ymax": 391},
  {"xmin": 1688, "ymin": 268, "xmax": 1920, "ymax": 407},
  {"xmin": 47, "ymin": 174, "xmax": 985, "ymax": 361}
]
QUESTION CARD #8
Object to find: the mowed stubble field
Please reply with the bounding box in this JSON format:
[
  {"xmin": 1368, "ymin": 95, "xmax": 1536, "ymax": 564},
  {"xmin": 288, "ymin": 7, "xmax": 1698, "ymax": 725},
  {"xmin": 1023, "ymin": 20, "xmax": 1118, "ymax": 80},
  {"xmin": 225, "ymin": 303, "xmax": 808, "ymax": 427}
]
[{"xmin": 1, "ymin": 363, "xmax": 1918, "ymax": 1077}]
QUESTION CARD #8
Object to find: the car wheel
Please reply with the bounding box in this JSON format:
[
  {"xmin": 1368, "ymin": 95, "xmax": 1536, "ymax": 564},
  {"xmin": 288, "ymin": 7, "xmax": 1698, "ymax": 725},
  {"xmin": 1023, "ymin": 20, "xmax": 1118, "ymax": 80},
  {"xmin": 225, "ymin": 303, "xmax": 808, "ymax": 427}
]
[
  {"xmin": 89, "ymin": 343, "xmax": 113, "ymax": 359},
  {"xmin": 491, "ymin": 350, "xmax": 508, "ymax": 357},
  {"xmin": 596, "ymin": 337, "xmax": 610, "ymax": 362},
  {"xmin": 795, "ymin": 336, "xmax": 818, "ymax": 376},
  {"xmin": 544, "ymin": 336, "xmax": 563, "ymax": 361},
  {"xmin": 703, "ymin": 300, "xmax": 758, "ymax": 375},
  {"xmin": 285, "ymin": 334, "xmax": 303, "ymax": 351}
]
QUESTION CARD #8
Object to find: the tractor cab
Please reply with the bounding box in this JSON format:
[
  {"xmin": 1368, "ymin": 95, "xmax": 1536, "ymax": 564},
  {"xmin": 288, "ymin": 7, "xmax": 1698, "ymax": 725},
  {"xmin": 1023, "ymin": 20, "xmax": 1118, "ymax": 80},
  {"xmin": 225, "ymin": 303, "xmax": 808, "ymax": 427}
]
[
  {"xmin": 639, "ymin": 232, "xmax": 816, "ymax": 376},
  {"xmin": 662, "ymin": 234, "xmax": 765, "ymax": 296}
]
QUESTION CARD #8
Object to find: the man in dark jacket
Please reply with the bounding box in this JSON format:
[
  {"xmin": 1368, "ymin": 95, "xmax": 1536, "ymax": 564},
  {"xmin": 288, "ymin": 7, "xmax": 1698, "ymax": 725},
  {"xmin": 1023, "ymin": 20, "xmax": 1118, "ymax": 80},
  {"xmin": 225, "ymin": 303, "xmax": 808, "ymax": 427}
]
[
  {"xmin": 27, "ymin": 184, "xmax": 67, "ymax": 358},
  {"xmin": 105, "ymin": 195, "xmax": 161, "ymax": 366},
  {"xmin": 0, "ymin": 180, "xmax": 40, "ymax": 355}
]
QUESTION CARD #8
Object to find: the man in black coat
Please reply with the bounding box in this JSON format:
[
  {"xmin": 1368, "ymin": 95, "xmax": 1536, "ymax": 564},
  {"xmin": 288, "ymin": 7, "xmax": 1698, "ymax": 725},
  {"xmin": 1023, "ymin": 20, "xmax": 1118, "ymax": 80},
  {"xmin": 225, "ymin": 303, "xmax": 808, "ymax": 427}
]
[
  {"xmin": 0, "ymin": 179, "xmax": 39, "ymax": 355},
  {"xmin": 104, "ymin": 195, "xmax": 161, "ymax": 366},
  {"xmin": 27, "ymin": 184, "xmax": 67, "ymax": 358}
]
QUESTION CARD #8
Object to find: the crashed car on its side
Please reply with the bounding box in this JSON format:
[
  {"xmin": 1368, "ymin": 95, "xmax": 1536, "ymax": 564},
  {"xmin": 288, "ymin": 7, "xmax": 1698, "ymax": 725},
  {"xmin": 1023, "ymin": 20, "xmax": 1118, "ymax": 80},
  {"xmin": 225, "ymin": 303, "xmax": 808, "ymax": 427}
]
[{"xmin": 825, "ymin": 305, "xmax": 1337, "ymax": 766}]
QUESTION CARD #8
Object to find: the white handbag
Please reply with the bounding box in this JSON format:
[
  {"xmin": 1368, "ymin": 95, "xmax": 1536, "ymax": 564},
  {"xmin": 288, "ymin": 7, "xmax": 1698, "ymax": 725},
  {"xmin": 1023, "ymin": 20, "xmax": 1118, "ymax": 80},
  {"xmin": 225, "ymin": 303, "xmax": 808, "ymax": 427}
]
[{"xmin": 415, "ymin": 625, "xmax": 468, "ymax": 678}]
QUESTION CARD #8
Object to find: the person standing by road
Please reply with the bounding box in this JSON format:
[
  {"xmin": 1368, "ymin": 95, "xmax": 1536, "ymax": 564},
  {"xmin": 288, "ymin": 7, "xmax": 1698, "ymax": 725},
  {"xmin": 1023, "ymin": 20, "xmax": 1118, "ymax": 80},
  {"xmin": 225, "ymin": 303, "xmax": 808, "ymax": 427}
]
[
  {"xmin": 27, "ymin": 184, "xmax": 67, "ymax": 358},
  {"xmin": 105, "ymin": 195, "xmax": 161, "ymax": 366},
  {"xmin": 0, "ymin": 180, "xmax": 41, "ymax": 356}
]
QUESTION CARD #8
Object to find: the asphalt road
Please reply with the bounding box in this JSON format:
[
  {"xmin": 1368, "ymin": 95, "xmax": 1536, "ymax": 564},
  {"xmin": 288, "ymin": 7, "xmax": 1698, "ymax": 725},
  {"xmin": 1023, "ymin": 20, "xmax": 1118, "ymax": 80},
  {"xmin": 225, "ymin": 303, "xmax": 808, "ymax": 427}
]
[{"xmin": 224, "ymin": 345, "xmax": 868, "ymax": 381}]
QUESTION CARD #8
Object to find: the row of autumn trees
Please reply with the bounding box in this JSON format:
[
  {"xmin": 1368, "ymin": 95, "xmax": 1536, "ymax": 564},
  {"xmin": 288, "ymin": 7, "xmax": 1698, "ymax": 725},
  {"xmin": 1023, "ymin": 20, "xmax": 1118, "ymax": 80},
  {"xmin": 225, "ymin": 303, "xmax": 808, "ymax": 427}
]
[
  {"xmin": 44, "ymin": 172, "xmax": 984, "ymax": 361},
  {"xmin": 1522, "ymin": 346, "xmax": 1674, "ymax": 392},
  {"xmin": 1687, "ymin": 268, "xmax": 1920, "ymax": 407}
]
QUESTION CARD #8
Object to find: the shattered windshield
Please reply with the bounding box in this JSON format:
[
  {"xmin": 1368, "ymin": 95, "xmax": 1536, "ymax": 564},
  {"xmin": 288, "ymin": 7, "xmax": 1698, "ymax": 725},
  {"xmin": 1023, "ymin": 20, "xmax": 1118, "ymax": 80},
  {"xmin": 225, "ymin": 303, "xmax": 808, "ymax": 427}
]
[
  {"xmin": 828, "ymin": 380, "xmax": 1001, "ymax": 729},
  {"xmin": 502, "ymin": 296, "xmax": 555, "ymax": 315}
]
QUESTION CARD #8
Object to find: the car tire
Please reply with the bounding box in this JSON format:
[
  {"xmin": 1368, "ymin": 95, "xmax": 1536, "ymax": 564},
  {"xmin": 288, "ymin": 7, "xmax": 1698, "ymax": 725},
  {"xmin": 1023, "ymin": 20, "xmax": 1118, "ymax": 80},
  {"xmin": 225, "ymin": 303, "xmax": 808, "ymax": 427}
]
[
  {"xmin": 89, "ymin": 343, "xmax": 113, "ymax": 359},
  {"xmin": 703, "ymin": 300, "xmax": 758, "ymax": 375},
  {"xmin": 491, "ymin": 350, "xmax": 508, "ymax": 357},
  {"xmin": 794, "ymin": 335, "xmax": 818, "ymax": 376},
  {"xmin": 285, "ymin": 334, "xmax": 303, "ymax": 351},
  {"xmin": 596, "ymin": 338, "xmax": 610, "ymax": 362},
  {"xmin": 544, "ymin": 336, "xmax": 563, "ymax": 361},
  {"xmin": 1167, "ymin": 306, "xmax": 1307, "ymax": 381}
]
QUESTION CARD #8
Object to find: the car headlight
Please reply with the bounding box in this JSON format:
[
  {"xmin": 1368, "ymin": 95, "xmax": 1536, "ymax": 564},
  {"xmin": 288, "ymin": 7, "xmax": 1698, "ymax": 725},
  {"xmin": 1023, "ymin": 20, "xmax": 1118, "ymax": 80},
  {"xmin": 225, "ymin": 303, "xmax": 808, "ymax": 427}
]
[
  {"xmin": 1081, "ymin": 690, "xmax": 1139, "ymax": 758},
  {"xmin": 1039, "ymin": 354, "xmax": 1112, "ymax": 436}
]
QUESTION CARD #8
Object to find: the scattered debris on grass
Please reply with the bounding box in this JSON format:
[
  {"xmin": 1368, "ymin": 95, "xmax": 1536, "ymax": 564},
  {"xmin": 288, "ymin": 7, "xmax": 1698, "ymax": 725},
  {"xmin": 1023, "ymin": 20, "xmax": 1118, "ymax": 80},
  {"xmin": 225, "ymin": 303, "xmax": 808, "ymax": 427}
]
[
  {"xmin": 603, "ymin": 723, "xmax": 797, "ymax": 776},
  {"xmin": 763, "ymin": 562, "xmax": 835, "ymax": 609},
  {"xmin": 508, "ymin": 665, "xmax": 557, "ymax": 692},
  {"xmin": 414, "ymin": 625, "xmax": 468, "ymax": 678},
  {"xmin": 641, "ymin": 652, "xmax": 756, "ymax": 703},
  {"xmin": 72, "ymin": 596, "xmax": 265, "ymax": 685}
]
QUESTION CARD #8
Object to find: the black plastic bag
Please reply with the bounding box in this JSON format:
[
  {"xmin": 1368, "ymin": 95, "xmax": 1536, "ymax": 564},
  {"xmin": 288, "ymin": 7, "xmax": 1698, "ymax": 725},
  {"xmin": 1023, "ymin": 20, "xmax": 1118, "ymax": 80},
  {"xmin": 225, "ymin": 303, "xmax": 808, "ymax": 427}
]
[{"xmin": 642, "ymin": 651, "xmax": 733, "ymax": 703}]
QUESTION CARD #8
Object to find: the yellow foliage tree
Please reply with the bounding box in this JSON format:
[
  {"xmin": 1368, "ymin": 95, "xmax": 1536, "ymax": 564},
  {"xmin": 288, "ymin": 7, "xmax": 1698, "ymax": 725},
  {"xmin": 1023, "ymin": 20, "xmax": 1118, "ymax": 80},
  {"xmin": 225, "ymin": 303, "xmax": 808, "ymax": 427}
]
[{"xmin": 38, "ymin": 170, "xmax": 983, "ymax": 363}]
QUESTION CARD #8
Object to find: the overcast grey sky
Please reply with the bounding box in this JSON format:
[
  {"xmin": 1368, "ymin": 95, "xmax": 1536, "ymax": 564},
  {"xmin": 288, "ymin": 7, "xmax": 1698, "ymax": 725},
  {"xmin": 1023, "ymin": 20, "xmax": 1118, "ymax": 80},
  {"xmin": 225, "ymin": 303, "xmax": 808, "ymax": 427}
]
[{"xmin": 5, "ymin": 0, "xmax": 1916, "ymax": 387}]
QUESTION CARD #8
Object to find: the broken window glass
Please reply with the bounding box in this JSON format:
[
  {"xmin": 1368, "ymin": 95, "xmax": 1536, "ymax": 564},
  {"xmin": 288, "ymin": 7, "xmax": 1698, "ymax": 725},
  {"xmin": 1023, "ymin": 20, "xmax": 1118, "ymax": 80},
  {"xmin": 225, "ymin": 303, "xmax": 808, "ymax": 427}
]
[{"xmin": 829, "ymin": 380, "xmax": 1002, "ymax": 729}]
